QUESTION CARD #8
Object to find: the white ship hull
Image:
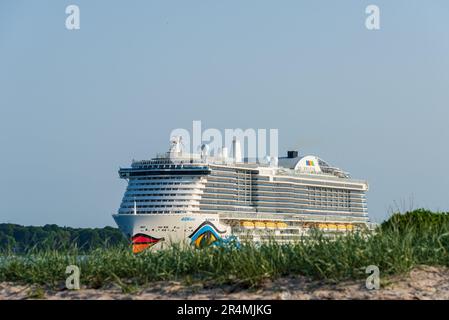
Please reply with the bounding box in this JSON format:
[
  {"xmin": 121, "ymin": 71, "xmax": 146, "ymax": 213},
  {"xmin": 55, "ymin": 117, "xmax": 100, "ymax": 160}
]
[
  {"xmin": 113, "ymin": 136, "xmax": 370, "ymax": 252},
  {"xmin": 113, "ymin": 213, "xmax": 232, "ymax": 252}
]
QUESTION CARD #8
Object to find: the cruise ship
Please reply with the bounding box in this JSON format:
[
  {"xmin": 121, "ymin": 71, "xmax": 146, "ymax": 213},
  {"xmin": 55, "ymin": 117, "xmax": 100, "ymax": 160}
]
[{"xmin": 113, "ymin": 137, "xmax": 370, "ymax": 253}]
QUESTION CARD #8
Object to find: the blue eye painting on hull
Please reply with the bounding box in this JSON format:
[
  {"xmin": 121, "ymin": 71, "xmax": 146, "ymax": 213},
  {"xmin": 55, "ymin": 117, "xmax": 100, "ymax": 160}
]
[{"xmin": 188, "ymin": 221, "xmax": 226, "ymax": 249}]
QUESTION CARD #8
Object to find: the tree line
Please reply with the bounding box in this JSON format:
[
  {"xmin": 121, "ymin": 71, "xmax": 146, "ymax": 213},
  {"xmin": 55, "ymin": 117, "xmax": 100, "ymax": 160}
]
[{"xmin": 0, "ymin": 223, "xmax": 128, "ymax": 252}]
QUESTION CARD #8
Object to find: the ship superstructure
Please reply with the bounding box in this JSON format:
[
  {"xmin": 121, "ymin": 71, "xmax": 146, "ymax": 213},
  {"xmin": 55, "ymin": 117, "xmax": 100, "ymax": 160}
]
[{"xmin": 113, "ymin": 137, "xmax": 369, "ymax": 252}]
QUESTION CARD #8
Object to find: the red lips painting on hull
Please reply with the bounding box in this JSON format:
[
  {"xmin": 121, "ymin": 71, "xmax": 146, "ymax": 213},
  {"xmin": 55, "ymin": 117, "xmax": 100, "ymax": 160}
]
[{"xmin": 131, "ymin": 233, "xmax": 164, "ymax": 253}]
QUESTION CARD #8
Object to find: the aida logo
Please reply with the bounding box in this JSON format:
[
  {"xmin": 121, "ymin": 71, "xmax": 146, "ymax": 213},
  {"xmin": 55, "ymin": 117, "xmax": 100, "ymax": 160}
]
[{"xmin": 306, "ymin": 160, "xmax": 315, "ymax": 166}]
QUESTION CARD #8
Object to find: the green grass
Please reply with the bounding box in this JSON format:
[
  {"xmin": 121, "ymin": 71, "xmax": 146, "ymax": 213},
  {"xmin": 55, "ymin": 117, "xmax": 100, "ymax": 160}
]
[{"xmin": 1, "ymin": 209, "xmax": 449, "ymax": 289}]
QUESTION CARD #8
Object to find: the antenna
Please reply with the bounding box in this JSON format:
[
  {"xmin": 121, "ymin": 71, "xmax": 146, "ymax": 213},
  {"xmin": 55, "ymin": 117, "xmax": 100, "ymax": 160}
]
[
  {"xmin": 200, "ymin": 143, "xmax": 209, "ymax": 160},
  {"xmin": 178, "ymin": 136, "xmax": 184, "ymax": 154},
  {"xmin": 269, "ymin": 156, "xmax": 278, "ymax": 168},
  {"xmin": 169, "ymin": 136, "xmax": 183, "ymax": 155},
  {"xmin": 232, "ymin": 137, "xmax": 242, "ymax": 163}
]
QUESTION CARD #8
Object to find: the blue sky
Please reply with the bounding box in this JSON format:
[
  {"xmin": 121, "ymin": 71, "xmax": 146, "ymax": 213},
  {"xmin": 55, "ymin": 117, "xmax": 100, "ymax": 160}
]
[{"xmin": 1, "ymin": 1, "xmax": 448, "ymax": 227}]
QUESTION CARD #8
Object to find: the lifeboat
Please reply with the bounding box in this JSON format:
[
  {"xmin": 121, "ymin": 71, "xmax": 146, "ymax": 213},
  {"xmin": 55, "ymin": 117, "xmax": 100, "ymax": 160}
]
[
  {"xmin": 255, "ymin": 221, "xmax": 266, "ymax": 229},
  {"xmin": 241, "ymin": 221, "xmax": 255, "ymax": 229},
  {"xmin": 277, "ymin": 222, "xmax": 288, "ymax": 229},
  {"xmin": 265, "ymin": 222, "xmax": 277, "ymax": 229}
]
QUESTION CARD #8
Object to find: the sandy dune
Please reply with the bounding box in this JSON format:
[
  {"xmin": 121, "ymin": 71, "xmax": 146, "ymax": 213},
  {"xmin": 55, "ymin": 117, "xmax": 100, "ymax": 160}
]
[{"xmin": 1, "ymin": 265, "xmax": 449, "ymax": 300}]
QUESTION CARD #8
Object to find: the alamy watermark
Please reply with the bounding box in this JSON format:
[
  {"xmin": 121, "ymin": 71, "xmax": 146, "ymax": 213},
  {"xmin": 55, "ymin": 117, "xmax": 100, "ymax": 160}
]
[
  {"xmin": 365, "ymin": 5, "xmax": 380, "ymax": 30},
  {"xmin": 65, "ymin": 265, "xmax": 80, "ymax": 290},
  {"xmin": 365, "ymin": 265, "xmax": 380, "ymax": 290},
  {"xmin": 65, "ymin": 5, "xmax": 80, "ymax": 30},
  {"xmin": 169, "ymin": 121, "xmax": 279, "ymax": 163},
  {"xmin": 64, "ymin": 5, "xmax": 378, "ymax": 32}
]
